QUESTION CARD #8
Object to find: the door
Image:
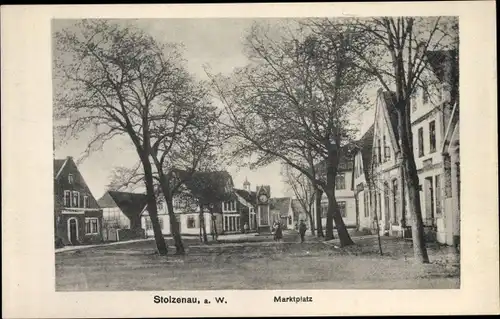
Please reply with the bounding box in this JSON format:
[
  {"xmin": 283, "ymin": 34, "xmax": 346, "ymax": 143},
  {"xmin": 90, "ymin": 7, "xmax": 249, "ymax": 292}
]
[
  {"xmin": 425, "ymin": 177, "xmax": 435, "ymax": 226},
  {"xmin": 69, "ymin": 218, "xmax": 78, "ymax": 245},
  {"xmin": 384, "ymin": 183, "xmax": 390, "ymax": 230}
]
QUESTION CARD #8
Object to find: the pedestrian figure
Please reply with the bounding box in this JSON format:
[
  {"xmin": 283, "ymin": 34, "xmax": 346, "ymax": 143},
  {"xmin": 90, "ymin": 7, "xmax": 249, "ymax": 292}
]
[
  {"xmin": 243, "ymin": 222, "xmax": 249, "ymax": 234},
  {"xmin": 274, "ymin": 222, "xmax": 283, "ymax": 242},
  {"xmin": 299, "ymin": 220, "xmax": 307, "ymax": 243}
]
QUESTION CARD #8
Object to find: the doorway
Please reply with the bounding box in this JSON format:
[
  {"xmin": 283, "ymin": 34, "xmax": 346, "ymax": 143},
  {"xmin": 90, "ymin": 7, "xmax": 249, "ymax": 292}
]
[
  {"xmin": 424, "ymin": 176, "xmax": 435, "ymax": 226},
  {"xmin": 68, "ymin": 218, "xmax": 78, "ymax": 245}
]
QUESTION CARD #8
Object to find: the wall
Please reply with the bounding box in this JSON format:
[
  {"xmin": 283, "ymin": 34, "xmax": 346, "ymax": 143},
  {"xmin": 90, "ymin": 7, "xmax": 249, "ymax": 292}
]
[
  {"xmin": 57, "ymin": 211, "xmax": 103, "ymax": 246},
  {"xmin": 102, "ymin": 207, "xmax": 131, "ymax": 229},
  {"xmin": 117, "ymin": 228, "xmax": 146, "ymax": 241}
]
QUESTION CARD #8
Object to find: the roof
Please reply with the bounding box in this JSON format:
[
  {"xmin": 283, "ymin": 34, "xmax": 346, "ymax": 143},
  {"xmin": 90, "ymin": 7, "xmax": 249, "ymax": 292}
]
[
  {"xmin": 355, "ymin": 124, "xmax": 375, "ymax": 181},
  {"xmin": 98, "ymin": 191, "xmax": 148, "ymax": 220},
  {"xmin": 233, "ymin": 188, "xmax": 257, "ymax": 205},
  {"xmin": 269, "ymin": 197, "xmax": 291, "ymax": 217},
  {"xmin": 53, "ymin": 158, "xmax": 68, "ymax": 179},
  {"xmin": 175, "ymin": 169, "xmax": 234, "ymax": 203},
  {"xmin": 425, "ymin": 49, "xmax": 458, "ymax": 85},
  {"xmin": 314, "ymin": 145, "xmax": 355, "ymax": 177},
  {"xmin": 382, "ymin": 90, "xmax": 399, "ymax": 145}
]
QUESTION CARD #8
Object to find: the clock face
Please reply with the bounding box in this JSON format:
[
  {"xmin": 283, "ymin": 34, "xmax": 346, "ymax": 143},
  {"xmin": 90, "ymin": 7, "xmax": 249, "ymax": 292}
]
[{"xmin": 259, "ymin": 194, "xmax": 268, "ymax": 203}]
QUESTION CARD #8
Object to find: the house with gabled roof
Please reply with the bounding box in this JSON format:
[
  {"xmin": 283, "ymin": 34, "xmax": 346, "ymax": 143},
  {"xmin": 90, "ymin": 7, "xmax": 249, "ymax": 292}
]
[
  {"xmin": 97, "ymin": 191, "xmax": 148, "ymax": 241},
  {"xmin": 352, "ymin": 124, "xmax": 375, "ymax": 232},
  {"xmin": 310, "ymin": 149, "xmax": 357, "ymax": 231},
  {"xmin": 269, "ymin": 197, "xmax": 292, "ymax": 229},
  {"xmin": 139, "ymin": 171, "xmax": 259, "ymax": 238},
  {"xmin": 364, "ymin": 89, "xmax": 408, "ymax": 237},
  {"xmin": 54, "ymin": 156, "xmax": 103, "ymax": 246},
  {"xmin": 352, "ymin": 48, "xmax": 459, "ymax": 242}
]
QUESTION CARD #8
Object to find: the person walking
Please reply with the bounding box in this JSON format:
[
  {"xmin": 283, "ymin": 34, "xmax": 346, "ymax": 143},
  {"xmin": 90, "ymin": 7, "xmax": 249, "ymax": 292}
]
[
  {"xmin": 299, "ymin": 220, "xmax": 307, "ymax": 243},
  {"xmin": 243, "ymin": 222, "xmax": 249, "ymax": 234},
  {"xmin": 274, "ymin": 222, "xmax": 283, "ymax": 242}
]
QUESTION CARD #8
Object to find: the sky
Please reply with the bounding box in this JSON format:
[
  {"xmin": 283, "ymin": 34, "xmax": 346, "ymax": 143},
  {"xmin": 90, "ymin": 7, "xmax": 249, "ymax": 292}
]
[{"xmin": 52, "ymin": 18, "xmax": 375, "ymax": 200}]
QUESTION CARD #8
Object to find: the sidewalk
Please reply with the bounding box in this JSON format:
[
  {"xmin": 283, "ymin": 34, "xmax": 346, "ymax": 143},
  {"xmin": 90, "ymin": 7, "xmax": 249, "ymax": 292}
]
[
  {"xmin": 55, "ymin": 232, "xmax": 260, "ymax": 253},
  {"xmin": 55, "ymin": 238, "xmax": 151, "ymax": 253}
]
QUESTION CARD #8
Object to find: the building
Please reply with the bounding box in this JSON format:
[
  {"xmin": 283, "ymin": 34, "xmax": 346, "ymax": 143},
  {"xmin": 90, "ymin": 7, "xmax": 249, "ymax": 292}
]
[
  {"xmin": 269, "ymin": 197, "xmax": 292, "ymax": 229},
  {"xmin": 352, "ymin": 125, "xmax": 375, "ymax": 232},
  {"xmin": 352, "ymin": 49, "xmax": 459, "ymax": 244},
  {"xmin": 97, "ymin": 191, "xmax": 148, "ymax": 242},
  {"xmin": 139, "ymin": 172, "xmax": 259, "ymax": 238},
  {"xmin": 54, "ymin": 156, "xmax": 103, "ymax": 246},
  {"xmin": 233, "ymin": 178, "xmax": 258, "ymax": 231},
  {"xmin": 355, "ymin": 90, "xmax": 409, "ymax": 237},
  {"xmin": 310, "ymin": 153, "xmax": 357, "ymax": 230}
]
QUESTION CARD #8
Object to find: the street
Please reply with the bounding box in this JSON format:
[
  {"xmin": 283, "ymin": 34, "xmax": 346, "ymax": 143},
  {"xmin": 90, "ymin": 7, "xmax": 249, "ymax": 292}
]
[{"xmin": 55, "ymin": 231, "xmax": 459, "ymax": 291}]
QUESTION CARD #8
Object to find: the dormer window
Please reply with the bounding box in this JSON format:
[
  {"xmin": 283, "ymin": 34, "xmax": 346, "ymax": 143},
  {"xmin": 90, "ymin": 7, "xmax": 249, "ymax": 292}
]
[{"xmin": 68, "ymin": 174, "xmax": 74, "ymax": 184}]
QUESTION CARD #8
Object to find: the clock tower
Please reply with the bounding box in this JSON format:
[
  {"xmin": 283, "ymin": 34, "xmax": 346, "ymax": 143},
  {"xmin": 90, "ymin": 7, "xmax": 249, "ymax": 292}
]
[{"xmin": 256, "ymin": 185, "xmax": 271, "ymax": 233}]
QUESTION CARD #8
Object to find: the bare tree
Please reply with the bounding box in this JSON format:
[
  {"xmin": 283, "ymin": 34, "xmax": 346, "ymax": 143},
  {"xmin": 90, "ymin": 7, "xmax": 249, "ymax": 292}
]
[
  {"xmin": 307, "ymin": 17, "xmax": 458, "ymax": 263},
  {"xmin": 54, "ymin": 20, "xmax": 218, "ymax": 255},
  {"xmin": 282, "ymin": 164, "xmax": 315, "ymax": 235},
  {"xmin": 207, "ymin": 21, "xmax": 371, "ymax": 246}
]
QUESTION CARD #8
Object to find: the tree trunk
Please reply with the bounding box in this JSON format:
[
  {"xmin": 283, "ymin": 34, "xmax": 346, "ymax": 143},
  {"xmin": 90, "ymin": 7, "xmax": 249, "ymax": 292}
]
[
  {"xmin": 306, "ymin": 210, "xmax": 315, "ymax": 236},
  {"xmin": 163, "ymin": 190, "xmax": 185, "ymax": 255},
  {"xmin": 199, "ymin": 206, "xmax": 208, "ymax": 243},
  {"xmin": 141, "ymin": 159, "xmax": 168, "ymax": 256},
  {"xmin": 398, "ymin": 103, "xmax": 429, "ymax": 263},
  {"xmin": 325, "ymin": 190, "xmax": 354, "ymax": 246},
  {"xmin": 210, "ymin": 213, "xmax": 218, "ymax": 240},
  {"xmin": 314, "ymin": 188, "xmax": 324, "ymax": 237},
  {"xmin": 372, "ymin": 186, "xmax": 383, "ymax": 256}
]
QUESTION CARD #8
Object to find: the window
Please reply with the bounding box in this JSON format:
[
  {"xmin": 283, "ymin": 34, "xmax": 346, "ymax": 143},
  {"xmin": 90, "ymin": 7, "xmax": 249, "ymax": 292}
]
[
  {"xmin": 187, "ymin": 216, "xmax": 196, "ymax": 229},
  {"xmin": 429, "ymin": 120, "xmax": 436, "ymax": 153},
  {"xmin": 72, "ymin": 191, "xmax": 80, "ymax": 208},
  {"xmin": 377, "ymin": 139, "xmax": 382, "ymax": 163},
  {"xmin": 68, "ymin": 174, "xmax": 74, "ymax": 184},
  {"xmin": 392, "ymin": 179, "xmax": 399, "ymax": 224},
  {"xmin": 223, "ymin": 201, "xmax": 236, "ymax": 212},
  {"xmin": 435, "ymin": 175, "xmax": 442, "ymax": 215},
  {"xmin": 411, "ymin": 89, "xmax": 418, "ymax": 112},
  {"xmin": 335, "ymin": 174, "xmax": 345, "ymax": 190},
  {"xmin": 63, "ymin": 190, "xmax": 71, "ymax": 207},
  {"xmin": 85, "ymin": 218, "xmax": 99, "ymax": 234},
  {"xmin": 145, "ymin": 218, "xmax": 153, "ymax": 230},
  {"xmin": 173, "ymin": 197, "xmax": 182, "ymax": 209},
  {"xmin": 83, "ymin": 196, "xmax": 89, "ymax": 208},
  {"xmin": 383, "ymin": 135, "xmax": 390, "ymax": 160},
  {"xmin": 364, "ymin": 191, "xmax": 369, "ymax": 217},
  {"xmin": 422, "ymin": 84, "xmax": 429, "ymax": 104},
  {"xmin": 338, "ymin": 201, "xmax": 346, "ymax": 218},
  {"xmin": 224, "ymin": 216, "xmax": 228, "ymax": 231},
  {"xmin": 418, "ymin": 127, "xmax": 424, "ymax": 157}
]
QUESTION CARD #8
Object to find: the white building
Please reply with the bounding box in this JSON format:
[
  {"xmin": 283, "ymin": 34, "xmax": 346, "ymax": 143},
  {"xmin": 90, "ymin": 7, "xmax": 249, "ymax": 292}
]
[
  {"xmin": 352, "ymin": 48, "xmax": 459, "ymax": 244},
  {"xmin": 311, "ymin": 155, "xmax": 357, "ymax": 231}
]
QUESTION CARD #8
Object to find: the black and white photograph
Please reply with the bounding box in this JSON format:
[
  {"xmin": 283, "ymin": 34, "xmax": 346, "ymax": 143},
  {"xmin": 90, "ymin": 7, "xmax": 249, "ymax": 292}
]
[
  {"xmin": 2, "ymin": 2, "xmax": 498, "ymax": 318},
  {"xmin": 52, "ymin": 16, "xmax": 461, "ymax": 291}
]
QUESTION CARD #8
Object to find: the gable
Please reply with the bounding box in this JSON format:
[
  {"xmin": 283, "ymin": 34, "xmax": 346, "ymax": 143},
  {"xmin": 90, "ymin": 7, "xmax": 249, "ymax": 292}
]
[
  {"xmin": 108, "ymin": 191, "xmax": 148, "ymax": 220},
  {"xmin": 54, "ymin": 157, "xmax": 100, "ymax": 209},
  {"xmin": 373, "ymin": 90, "xmax": 400, "ymax": 158}
]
